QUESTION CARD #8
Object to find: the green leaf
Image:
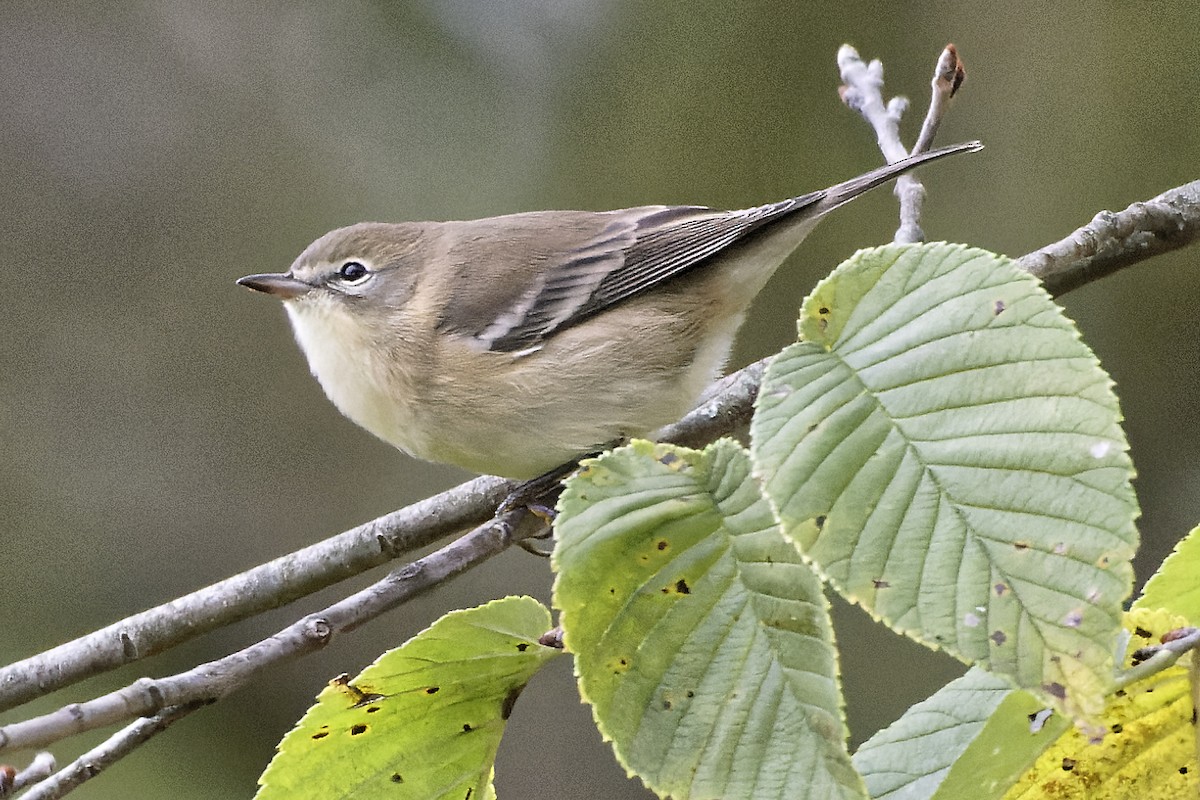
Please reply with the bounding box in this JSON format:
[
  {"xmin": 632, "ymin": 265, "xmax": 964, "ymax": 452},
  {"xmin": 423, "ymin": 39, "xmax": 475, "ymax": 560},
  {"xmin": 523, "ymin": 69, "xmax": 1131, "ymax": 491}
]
[
  {"xmin": 553, "ymin": 439, "xmax": 863, "ymax": 800},
  {"xmin": 1133, "ymin": 522, "xmax": 1200, "ymax": 620},
  {"xmin": 928, "ymin": 685, "xmax": 1069, "ymax": 800},
  {"xmin": 750, "ymin": 243, "xmax": 1138, "ymax": 724},
  {"xmin": 255, "ymin": 596, "xmax": 560, "ymax": 800},
  {"xmin": 851, "ymin": 666, "xmax": 1048, "ymax": 800}
]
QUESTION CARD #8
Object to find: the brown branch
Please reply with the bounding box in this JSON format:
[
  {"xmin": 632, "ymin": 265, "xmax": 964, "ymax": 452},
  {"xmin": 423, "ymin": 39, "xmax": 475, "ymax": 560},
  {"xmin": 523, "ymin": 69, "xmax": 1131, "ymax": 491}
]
[
  {"xmin": 1017, "ymin": 180, "xmax": 1200, "ymax": 295},
  {"xmin": 0, "ymin": 475, "xmax": 511, "ymax": 714},
  {"xmin": 19, "ymin": 705, "xmax": 202, "ymax": 800},
  {"xmin": 0, "ymin": 509, "xmax": 541, "ymax": 753}
]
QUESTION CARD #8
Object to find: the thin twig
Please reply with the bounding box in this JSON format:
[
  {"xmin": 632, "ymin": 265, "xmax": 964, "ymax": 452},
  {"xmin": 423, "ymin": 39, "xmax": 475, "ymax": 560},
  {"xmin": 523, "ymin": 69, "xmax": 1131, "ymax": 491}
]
[
  {"xmin": 19, "ymin": 705, "xmax": 202, "ymax": 800},
  {"xmin": 1017, "ymin": 179, "xmax": 1200, "ymax": 295},
  {"xmin": 0, "ymin": 509, "xmax": 540, "ymax": 753},
  {"xmin": 0, "ymin": 475, "xmax": 510, "ymax": 714},
  {"xmin": 0, "ymin": 752, "xmax": 54, "ymax": 797},
  {"xmin": 1114, "ymin": 627, "xmax": 1200, "ymax": 691},
  {"xmin": 839, "ymin": 43, "xmax": 966, "ymax": 244},
  {"xmin": 912, "ymin": 44, "xmax": 966, "ymax": 156},
  {"xmin": 837, "ymin": 44, "xmax": 908, "ymax": 163}
]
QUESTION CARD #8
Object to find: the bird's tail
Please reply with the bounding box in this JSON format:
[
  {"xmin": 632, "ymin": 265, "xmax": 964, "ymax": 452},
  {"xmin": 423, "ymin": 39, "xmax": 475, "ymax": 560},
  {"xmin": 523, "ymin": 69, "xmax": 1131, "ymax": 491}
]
[{"xmin": 822, "ymin": 140, "xmax": 984, "ymax": 209}]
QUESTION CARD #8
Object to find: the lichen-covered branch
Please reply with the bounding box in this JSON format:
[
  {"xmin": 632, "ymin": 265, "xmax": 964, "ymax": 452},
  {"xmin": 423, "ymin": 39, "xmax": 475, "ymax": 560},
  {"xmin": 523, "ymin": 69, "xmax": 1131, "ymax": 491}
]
[
  {"xmin": 0, "ymin": 475, "xmax": 510, "ymax": 714},
  {"xmin": 1017, "ymin": 180, "xmax": 1200, "ymax": 295},
  {"xmin": 0, "ymin": 509, "xmax": 538, "ymax": 753},
  {"xmin": 19, "ymin": 705, "xmax": 200, "ymax": 800}
]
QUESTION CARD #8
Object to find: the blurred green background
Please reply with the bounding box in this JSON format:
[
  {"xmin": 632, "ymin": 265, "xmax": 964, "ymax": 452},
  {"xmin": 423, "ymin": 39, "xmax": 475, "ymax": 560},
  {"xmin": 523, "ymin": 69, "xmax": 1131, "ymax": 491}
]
[{"xmin": 2, "ymin": 1, "xmax": 1197, "ymax": 797}]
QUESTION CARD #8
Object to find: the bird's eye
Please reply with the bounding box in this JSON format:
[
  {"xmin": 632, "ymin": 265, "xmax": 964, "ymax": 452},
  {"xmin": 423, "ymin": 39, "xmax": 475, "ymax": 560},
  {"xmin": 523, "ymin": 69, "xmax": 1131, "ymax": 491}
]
[{"xmin": 337, "ymin": 261, "xmax": 370, "ymax": 284}]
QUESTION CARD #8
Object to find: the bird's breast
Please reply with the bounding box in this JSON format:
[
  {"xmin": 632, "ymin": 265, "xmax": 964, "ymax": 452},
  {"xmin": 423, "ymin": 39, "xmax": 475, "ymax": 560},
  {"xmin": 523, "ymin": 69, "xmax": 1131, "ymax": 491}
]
[{"xmin": 284, "ymin": 299, "xmax": 429, "ymax": 457}]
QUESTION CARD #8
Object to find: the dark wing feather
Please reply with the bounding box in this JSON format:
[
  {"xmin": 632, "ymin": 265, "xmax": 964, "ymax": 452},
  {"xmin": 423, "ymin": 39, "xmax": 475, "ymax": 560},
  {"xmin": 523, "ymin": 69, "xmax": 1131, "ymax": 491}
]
[{"xmin": 480, "ymin": 192, "xmax": 824, "ymax": 352}]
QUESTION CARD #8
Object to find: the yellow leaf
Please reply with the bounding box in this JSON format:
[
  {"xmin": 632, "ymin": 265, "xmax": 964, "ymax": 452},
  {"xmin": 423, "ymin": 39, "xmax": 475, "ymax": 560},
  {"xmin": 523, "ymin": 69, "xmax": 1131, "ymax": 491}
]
[{"xmin": 1002, "ymin": 608, "xmax": 1196, "ymax": 799}]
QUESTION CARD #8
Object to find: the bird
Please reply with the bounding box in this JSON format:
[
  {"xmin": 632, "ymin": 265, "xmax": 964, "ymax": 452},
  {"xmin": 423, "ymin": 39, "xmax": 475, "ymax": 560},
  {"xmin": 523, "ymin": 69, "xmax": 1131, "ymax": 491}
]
[{"xmin": 238, "ymin": 141, "xmax": 981, "ymax": 479}]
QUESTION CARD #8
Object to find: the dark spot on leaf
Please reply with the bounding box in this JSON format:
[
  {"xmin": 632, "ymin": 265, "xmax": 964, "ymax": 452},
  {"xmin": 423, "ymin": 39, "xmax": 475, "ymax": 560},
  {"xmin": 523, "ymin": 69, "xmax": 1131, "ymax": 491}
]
[
  {"xmin": 350, "ymin": 724, "xmax": 367, "ymax": 735},
  {"xmin": 686, "ymin": 691, "xmax": 695, "ymax": 698},
  {"xmin": 502, "ymin": 686, "xmax": 524, "ymax": 720},
  {"xmin": 815, "ymin": 515, "xmax": 826, "ymax": 530},
  {"xmin": 1014, "ymin": 541, "xmax": 1029, "ymax": 551},
  {"xmin": 662, "ymin": 699, "xmax": 672, "ymax": 710},
  {"xmin": 807, "ymin": 423, "xmax": 818, "ymax": 433},
  {"xmin": 1064, "ymin": 610, "xmax": 1083, "ymax": 628},
  {"xmin": 610, "ymin": 587, "xmax": 616, "ymax": 594},
  {"xmin": 1111, "ymin": 723, "xmax": 1123, "ymax": 734},
  {"xmin": 675, "ymin": 579, "xmax": 690, "ymax": 594},
  {"xmin": 465, "ymin": 790, "xmax": 472, "ymax": 799},
  {"xmin": 1042, "ymin": 682, "xmax": 1066, "ymax": 699},
  {"xmin": 1061, "ymin": 757, "xmax": 1076, "ymax": 771},
  {"xmin": 1191, "ymin": 708, "xmax": 1197, "ymax": 725},
  {"xmin": 1134, "ymin": 626, "xmax": 1154, "ymax": 639},
  {"xmin": 657, "ymin": 540, "xmax": 669, "ymax": 550},
  {"xmin": 991, "ymin": 630, "xmax": 1007, "ymax": 646},
  {"xmin": 1097, "ymin": 554, "xmax": 1112, "ymax": 568},
  {"xmin": 1181, "ymin": 767, "xmax": 1190, "ymax": 775},
  {"xmin": 994, "ymin": 582, "xmax": 1009, "ymax": 596},
  {"xmin": 366, "ymin": 706, "xmax": 380, "ymax": 713},
  {"xmin": 462, "ymin": 723, "xmax": 474, "ymax": 733},
  {"xmin": 426, "ymin": 687, "xmax": 440, "ymax": 694},
  {"xmin": 872, "ymin": 579, "xmax": 890, "ymax": 589},
  {"xmin": 391, "ymin": 773, "xmax": 403, "ymax": 783},
  {"xmin": 516, "ymin": 642, "xmax": 528, "ymax": 651},
  {"xmin": 818, "ymin": 306, "xmax": 830, "ymax": 315},
  {"xmin": 658, "ymin": 452, "xmax": 680, "ymax": 467},
  {"xmin": 994, "ymin": 300, "xmax": 1005, "ymax": 315},
  {"xmin": 311, "ymin": 731, "xmax": 329, "ymax": 740},
  {"xmin": 1131, "ymin": 647, "xmax": 1155, "ymax": 665}
]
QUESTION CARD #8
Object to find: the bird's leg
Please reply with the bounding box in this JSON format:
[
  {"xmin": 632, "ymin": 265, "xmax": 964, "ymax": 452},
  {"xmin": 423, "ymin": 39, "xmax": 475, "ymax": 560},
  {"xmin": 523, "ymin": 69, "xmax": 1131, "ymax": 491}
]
[{"xmin": 500, "ymin": 439, "xmax": 627, "ymax": 556}]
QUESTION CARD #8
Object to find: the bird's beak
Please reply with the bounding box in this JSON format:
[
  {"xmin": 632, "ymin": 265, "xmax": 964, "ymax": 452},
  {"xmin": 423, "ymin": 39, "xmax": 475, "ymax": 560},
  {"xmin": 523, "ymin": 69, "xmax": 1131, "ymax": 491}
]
[{"xmin": 236, "ymin": 272, "xmax": 312, "ymax": 300}]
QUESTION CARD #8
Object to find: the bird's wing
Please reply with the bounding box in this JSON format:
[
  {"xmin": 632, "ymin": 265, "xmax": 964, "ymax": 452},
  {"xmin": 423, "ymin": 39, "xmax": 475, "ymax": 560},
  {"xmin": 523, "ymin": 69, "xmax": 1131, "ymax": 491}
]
[
  {"xmin": 470, "ymin": 192, "xmax": 824, "ymax": 352},
  {"xmin": 437, "ymin": 140, "xmax": 983, "ymax": 353}
]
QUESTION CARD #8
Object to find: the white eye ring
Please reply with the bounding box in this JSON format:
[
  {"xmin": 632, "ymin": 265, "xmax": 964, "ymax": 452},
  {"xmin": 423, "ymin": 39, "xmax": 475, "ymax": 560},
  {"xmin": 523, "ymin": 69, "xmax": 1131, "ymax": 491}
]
[{"xmin": 337, "ymin": 261, "xmax": 371, "ymax": 284}]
